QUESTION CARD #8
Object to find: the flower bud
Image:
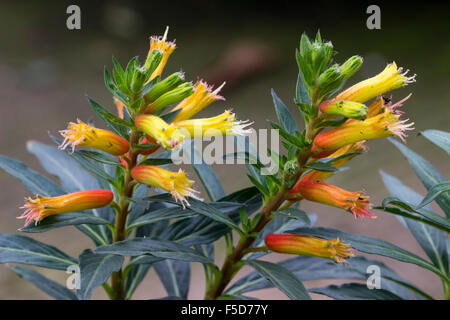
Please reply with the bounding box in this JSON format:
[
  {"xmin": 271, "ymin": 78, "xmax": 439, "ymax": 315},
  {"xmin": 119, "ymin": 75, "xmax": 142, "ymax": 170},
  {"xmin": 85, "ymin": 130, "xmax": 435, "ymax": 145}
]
[
  {"xmin": 333, "ymin": 62, "xmax": 416, "ymax": 103},
  {"xmin": 339, "ymin": 55, "xmax": 363, "ymax": 80},
  {"xmin": 317, "ymin": 64, "xmax": 341, "ymax": 88},
  {"xmin": 131, "ymin": 66, "xmax": 150, "ymax": 93},
  {"xmin": 146, "ymin": 83, "xmax": 194, "ymax": 114},
  {"xmin": 174, "ymin": 110, "xmax": 252, "ymax": 138},
  {"xmin": 290, "ymin": 180, "xmax": 375, "ymax": 220},
  {"xmin": 320, "ymin": 100, "xmax": 368, "ymax": 120},
  {"xmin": 59, "ymin": 120, "xmax": 129, "ymax": 156},
  {"xmin": 131, "ymin": 165, "xmax": 201, "ymax": 208},
  {"xmin": 145, "ymin": 72, "xmax": 185, "ymax": 103},
  {"xmin": 171, "ymin": 81, "xmax": 225, "ymax": 122},
  {"xmin": 265, "ymin": 234, "xmax": 354, "ymax": 263},
  {"xmin": 284, "ymin": 160, "xmax": 300, "ymax": 175},
  {"xmin": 135, "ymin": 114, "xmax": 184, "ymax": 150},
  {"xmin": 19, "ymin": 190, "xmax": 113, "ymax": 226},
  {"xmin": 143, "ymin": 49, "xmax": 164, "ymax": 77}
]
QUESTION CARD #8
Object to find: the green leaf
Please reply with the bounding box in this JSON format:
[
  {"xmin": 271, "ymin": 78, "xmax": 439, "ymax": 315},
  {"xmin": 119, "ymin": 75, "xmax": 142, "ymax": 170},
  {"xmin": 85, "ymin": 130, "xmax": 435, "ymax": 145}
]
[
  {"xmin": 183, "ymin": 140, "xmax": 226, "ymax": 201},
  {"xmin": 77, "ymin": 150, "xmax": 120, "ymax": 166},
  {"xmin": 19, "ymin": 212, "xmax": 111, "ymax": 233},
  {"xmin": 378, "ymin": 204, "xmax": 450, "ymax": 234},
  {"xmin": 421, "ymin": 129, "xmax": 450, "ymax": 155},
  {"xmin": 295, "ymin": 71, "xmax": 311, "ymax": 105},
  {"xmin": 77, "ymin": 249, "xmax": 124, "ymax": 300},
  {"xmin": 290, "ymin": 226, "xmax": 449, "ymax": 281},
  {"xmin": 271, "ymin": 89, "xmax": 297, "ymax": 135},
  {"xmin": 153, "ymin": 260, "xmax": 190, "ymax": 299},
  {"xmin": 86, "ymin": 95, "xmax": 130, "ymax": 140},
  {"xmin": 142, "ymin": 194, "xmax": 240, "ymax": 231},
  {"xmin": 95, "ymin": 238, "xmax": 213, "ymax": 264},
  {"xmin": 416, "ymin": 181, "xmax": 450, "ymax": 209},
  {"xmin": 157, "ymin": 188, "xmax": 261, "ymax": 246},
  {"xmin": 380, "ymin": 171, "xmax": 448, "ymax": 275},
  {"xmin": 0, "ymin": 154, "xmax": 63, "ymax": 196},
  {"xmin": 139, "ymin": 158, "xmax": 173, "ymax": 166},
  {"xmin": 273, "ymin": 208, "xmax": 310, "ymax": 224},
  {"xmin": 311, "ymin": 283, "xmax": 403, "ymax": 300},
  {"xmin": 0, "ymin": 233, "xmax": 76, "ymax": 270},
  {"xmin": 389, "ymin": 138, "xmax": 450, "ymax": 217},
  {"xmin": 9, "ymin": 265, "xmax": 78, "ymax": 300},
  {"xmin": 244, "ymin": 260, "xmax": 311, "ymax": 300},
  {"xmin": 124, "ymin": 263, "xmax": 152, "ymax": 300},
  {"xmin": 227, "ymin": 256, "xmax": 421, "ymax": 299},
  {"xmin": 305, "ymin": 161, "xmax": 337, "ymax": 172},
  {"xmin": 126, "ymin": 206, "xmax": 197, "ymax": 232}
]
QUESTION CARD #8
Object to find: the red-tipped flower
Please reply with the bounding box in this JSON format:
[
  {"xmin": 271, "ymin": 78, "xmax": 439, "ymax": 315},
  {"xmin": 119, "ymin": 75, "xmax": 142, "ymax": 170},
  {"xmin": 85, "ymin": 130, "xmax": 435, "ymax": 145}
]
[
  {"xmin": 265, "ymin": 234, "xmax": 354, "ymax": 263},
  {"xmin": 290, "ymin": 180, "xmax": 375, "ymax": 220},
  {"xmin": 19, "ymin": 190, "xmax": 113, "ymax": 226}
]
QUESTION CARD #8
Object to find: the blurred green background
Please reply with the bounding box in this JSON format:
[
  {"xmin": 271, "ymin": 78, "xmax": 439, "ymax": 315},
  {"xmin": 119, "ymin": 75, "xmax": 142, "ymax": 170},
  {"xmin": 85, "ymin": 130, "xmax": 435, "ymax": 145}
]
[{"xmin": 0, "ymin": 1, "xmax": 448, "ymax": 299}]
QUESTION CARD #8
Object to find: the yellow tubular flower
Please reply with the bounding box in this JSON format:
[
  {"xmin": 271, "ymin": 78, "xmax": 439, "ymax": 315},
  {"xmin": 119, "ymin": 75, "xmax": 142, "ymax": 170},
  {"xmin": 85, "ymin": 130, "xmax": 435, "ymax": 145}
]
[
  {"xmin": 131, "ymin": 165, "xmax": 201, "ymax": 208},
  {"xmin": 147, "ymin": 29, "xmax": 176, "ymax": 80},
  {"xmin": 265, "ymin": 234, "xmax": 354, "ymax": 263},
  {"xmin": 59, "ymin": 119, "xmax": 129, "ymax": 156},
  {"xmin": 314, "ymin": 96, "xmax": 414, "ymax": 150},
  {"xmin": 170, "ymin": 81, "xmax": 225, "ymax": 122},
  {"xmin": 135, "ymin": 115, "xmax": 185, "ymax": 150},
  {"xmin": 174, "ymin": 110, "xmax": 253, "ymax": 139},
  {"xmin": 329, "ymin": 62, "xmax": 416, "ymax": 104},
  {"xmin": 19, "ymin": 190, "xmax": 113, "ymax": 226}
]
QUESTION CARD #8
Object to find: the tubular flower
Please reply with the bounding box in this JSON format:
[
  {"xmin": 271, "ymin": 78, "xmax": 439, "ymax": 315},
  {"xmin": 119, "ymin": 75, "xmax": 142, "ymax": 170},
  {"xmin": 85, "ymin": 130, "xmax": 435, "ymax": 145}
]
[
  {"xmin": 303, "ymin": 141, "xmax": 367, "ymax": 183},
  {"xmin": 265, "ymin": 234, "xmax": 354, "ymax": 263},
  {"xmin": 174, "ymin": 110, "xmax": 253, "ymax": 138},
  {"xmin": 314, "ymin": 98, "xmax": 414, "ymax": 151},
  {"xmin": 59, "ymin": 119, "xmax": 129, "ymax": 156},
  {"xmin": 131, "ymin": 165, "xmax": 201, "ymax": 208},
  {"xmin": 19, "ymin": 190, "xmax": 114, "ymax": 226},
  {"xmin": 328, "ymin": 62, "xmax": 416, "ymax": 104},
  {"xmin": 319, "ymin": 100, "xmax": 368, "ymax": 120},
  {"xmin": 290, "ymin": 180, "xmax": 375, "ymax": 220},
  {"xmin": 170, "ymin": 81, "xmax": 225, "ymax": 122},
  {"xmin": 146, "ymin": 31, "xmax": 176, "ymax": 80},
  {"xmin": 135, "ymin": 114, "xmax": 185, "ymax": 150}
]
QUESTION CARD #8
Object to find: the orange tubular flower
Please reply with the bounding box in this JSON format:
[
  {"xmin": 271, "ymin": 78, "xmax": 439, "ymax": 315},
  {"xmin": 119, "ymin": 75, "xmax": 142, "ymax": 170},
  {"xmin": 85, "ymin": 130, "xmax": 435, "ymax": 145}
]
[
  {"xmin": 314, "ymin": 96, "xmax": 414, "ymax": 151},
  {"xmin": 174, "ymin": 110, "xmax": 252, "ymax": 138},
  {"xmin": 325, "ymin": 62, "xmax": 416, "ymax": 104},
  {"xmin": 290, "ymin": 180, "xmax": 375, "ymax": 220},
  {"xmin": 59, "ymin": 119, "xmax": 129, "ymax": 156},
  {"xmin": 131, "ymin": 165, "xmax": 201, "ymax": 207},
  {"xmin": 147, "ymin": 32, "xmax": 176, "ymax": 81},
  {"xmin": 170, "ymin": 81, "xmax": 225, "ymax": 122},
  {"xmin": 265, "ymin": 234, "xmax": 354, "ymax": 263},
  {"xmin": 19, "ymin": 190, "xmax": 113, "ymax": 226},
  {"xmin": 135, "ymin": 115, "xmax": 185, "ymax": 150}
]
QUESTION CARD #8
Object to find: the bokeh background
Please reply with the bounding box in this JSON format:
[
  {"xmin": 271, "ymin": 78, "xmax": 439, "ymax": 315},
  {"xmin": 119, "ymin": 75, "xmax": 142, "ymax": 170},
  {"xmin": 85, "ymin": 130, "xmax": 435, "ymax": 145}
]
[{"xmin": 0, "ymin": 1, "xmax": 448, "ymax": 299}]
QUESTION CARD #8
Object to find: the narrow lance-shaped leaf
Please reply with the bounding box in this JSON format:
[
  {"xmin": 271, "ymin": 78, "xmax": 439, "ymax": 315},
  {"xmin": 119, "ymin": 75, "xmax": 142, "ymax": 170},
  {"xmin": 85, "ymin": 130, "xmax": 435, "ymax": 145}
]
[
  {"xmin": 77, "ymin": 249, "xmax": 124, "ymax": 300},
  {"xmin": 9, "ymin": 265, "xmax": 78, "ymax": 300},
  {"xmin": 0, "ymin": 234, "xmax": 76, "ymax": 270},
  {"xmin": 244, "ymin": 260, "xmax": 311, "ymax": 300},
  {"xmin": 421, "ymin": 129, "xmax": 450, "ymax": 155}
]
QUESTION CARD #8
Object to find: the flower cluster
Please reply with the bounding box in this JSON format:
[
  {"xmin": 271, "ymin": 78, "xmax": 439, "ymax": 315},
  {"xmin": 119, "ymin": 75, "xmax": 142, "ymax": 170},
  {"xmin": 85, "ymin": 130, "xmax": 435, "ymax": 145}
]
[
  {"xmin": 264, "ymin": 33, "xmax": 415, "ymax": 263},
  {"xmin": 19, "ymin": 29, "xmax": 252, "ymax": 225}
]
